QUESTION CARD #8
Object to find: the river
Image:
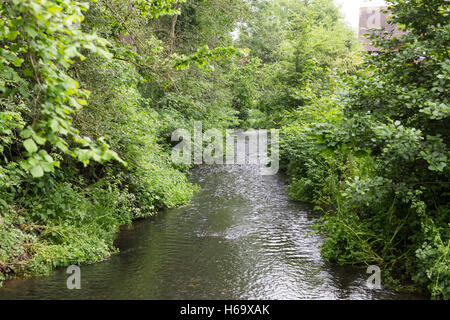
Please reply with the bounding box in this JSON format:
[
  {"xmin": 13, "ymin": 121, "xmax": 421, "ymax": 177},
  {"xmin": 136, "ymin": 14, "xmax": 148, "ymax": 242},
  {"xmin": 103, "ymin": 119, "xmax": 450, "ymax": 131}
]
[{"xmin": 0, "ymin": 140, "xmax": 422, "ymax": 299}]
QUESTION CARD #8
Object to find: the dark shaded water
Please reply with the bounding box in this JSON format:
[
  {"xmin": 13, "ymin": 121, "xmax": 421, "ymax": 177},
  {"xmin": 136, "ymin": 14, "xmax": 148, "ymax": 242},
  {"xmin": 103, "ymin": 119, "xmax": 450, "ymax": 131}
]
[{"xmin": 0, "ymin": 157, "xmax": 422, "ymax": 299}]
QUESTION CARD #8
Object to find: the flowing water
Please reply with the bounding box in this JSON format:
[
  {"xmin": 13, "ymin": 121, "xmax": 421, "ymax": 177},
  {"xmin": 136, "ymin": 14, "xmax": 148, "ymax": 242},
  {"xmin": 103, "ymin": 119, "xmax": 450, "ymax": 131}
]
[{"xmin": 0, "ymin": 136, "xmax": 422, "ymax": 299}]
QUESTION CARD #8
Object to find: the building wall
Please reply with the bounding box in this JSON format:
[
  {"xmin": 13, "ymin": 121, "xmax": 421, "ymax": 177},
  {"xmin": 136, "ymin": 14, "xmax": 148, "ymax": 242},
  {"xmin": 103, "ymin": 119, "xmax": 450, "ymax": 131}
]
[{"xmin": 359, "ymin": 6, "xmax": 404, "ymax": 52}]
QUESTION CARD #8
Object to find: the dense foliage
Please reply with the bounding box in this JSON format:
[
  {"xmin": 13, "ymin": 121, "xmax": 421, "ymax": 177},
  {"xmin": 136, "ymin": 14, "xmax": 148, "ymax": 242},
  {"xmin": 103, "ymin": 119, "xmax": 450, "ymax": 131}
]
[{"xmin": 0, "ymin": 0, "xmax": 448, "ymax": 299}]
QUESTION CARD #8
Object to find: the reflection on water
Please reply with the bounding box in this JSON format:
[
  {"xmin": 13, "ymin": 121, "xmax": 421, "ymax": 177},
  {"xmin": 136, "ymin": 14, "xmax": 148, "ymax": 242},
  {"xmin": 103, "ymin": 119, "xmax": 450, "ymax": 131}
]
[{"xmin": 0, "ymin": 142, "xmax": 423, "ymax": 299}]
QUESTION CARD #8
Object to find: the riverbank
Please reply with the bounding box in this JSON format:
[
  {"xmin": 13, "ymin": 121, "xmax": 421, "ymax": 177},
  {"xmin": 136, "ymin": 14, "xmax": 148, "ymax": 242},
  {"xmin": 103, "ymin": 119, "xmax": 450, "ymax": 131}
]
[{"xmin": 0, "ymin": 159, "xmax": 197, "ymax": 287}]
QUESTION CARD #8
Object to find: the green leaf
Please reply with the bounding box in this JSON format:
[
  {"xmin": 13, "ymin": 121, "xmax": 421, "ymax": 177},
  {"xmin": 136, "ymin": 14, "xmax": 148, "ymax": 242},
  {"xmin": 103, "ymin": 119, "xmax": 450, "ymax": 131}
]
[
  {"xmin": 7, "ymin": 31, "xmax": 18, "ymax": 40},
  {"xmin": 23, "ymin": 138, "xmax": 38, "ymax": 153},
  {"xmin": 20, "ymin": 129, "xmax": 33, "ymax": 139},
  {"xmin": 20, "ymin": 160, "xmax": 32, "ymax": 171},
  {"xmin": 33, "ymin": 134, "xmax": 46, "ymax": 145},
  {"xmin": 56, "ymin": 141, "xmax": 69, "ymax": 153},
  {"xmin": 30, "ymin": 165, "xmax": 44, "ymax": 178},
  {"xmin": 13, "ymin": 57, "xmax": 24, "ymax": 67}
]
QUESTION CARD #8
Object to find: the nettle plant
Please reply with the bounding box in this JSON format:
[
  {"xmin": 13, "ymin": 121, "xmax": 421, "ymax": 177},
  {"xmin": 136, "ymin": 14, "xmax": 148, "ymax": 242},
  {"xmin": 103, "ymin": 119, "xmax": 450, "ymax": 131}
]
[{"xmin": 0, "ymin": 0, "xmax": 124, "ymax": 178}]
